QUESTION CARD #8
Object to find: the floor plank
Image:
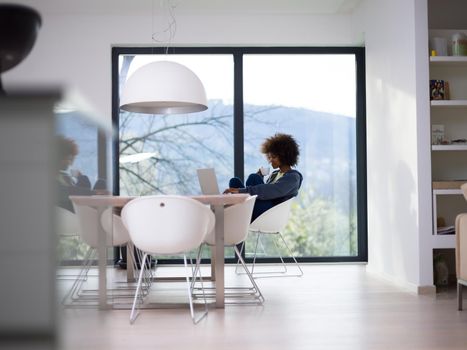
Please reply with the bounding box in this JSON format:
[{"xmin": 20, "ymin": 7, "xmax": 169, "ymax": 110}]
[{"xmin": 58, "ymin": 264, "xmax": 467, "ymax": 350}]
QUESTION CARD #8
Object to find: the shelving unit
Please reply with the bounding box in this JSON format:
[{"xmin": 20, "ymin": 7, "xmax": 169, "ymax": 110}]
[{"xmin": 429, "ymin": 36, "xmax": 467, "ymax": 250}]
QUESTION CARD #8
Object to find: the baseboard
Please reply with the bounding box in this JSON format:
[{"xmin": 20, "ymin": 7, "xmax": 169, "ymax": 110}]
[
  {"xmin": 366, "ymin": 267, "xmax": 436, "ymax": 294},
  {"xmin": 417, "ymin": 285, "xmax": 436, "ymax": 294}
]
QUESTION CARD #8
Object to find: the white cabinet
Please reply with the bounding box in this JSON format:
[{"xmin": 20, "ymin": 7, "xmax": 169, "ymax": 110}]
[
  {"xmin": 429, "ymin": 40, "xmax": 467, "ymax": 247},
  {"xmin": 0, "ymin": 92, "xmax": 59, "ymax": 342}
]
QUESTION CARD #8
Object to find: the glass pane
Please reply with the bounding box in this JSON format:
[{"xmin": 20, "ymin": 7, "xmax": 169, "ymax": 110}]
[
  {"xmin": 118, "ymin": 54, "xmax": 234, "ymax": 258},
  {"xmin": 55, "ymin": 112, "xmax": 113, "ymax": 264},
  {"xmin": 243, "ymin": 54, "xmax": 358, "ymax": 258}
]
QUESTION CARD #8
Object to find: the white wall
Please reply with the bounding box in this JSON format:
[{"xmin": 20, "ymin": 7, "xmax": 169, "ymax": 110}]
[
  {"xmin": 4, "ymin": 2, "xmax": 362, "ymax": 126},
  {"xmin": 356, "ymin": 0, "xmax": 432, "ymax": 291},
  {"xmin": 414, "ymin": 0, "xmax": 433, "ymax": 289},
  {"xmin": 5, "ymin": 0, "xmax": 435, "ymax": 290}
]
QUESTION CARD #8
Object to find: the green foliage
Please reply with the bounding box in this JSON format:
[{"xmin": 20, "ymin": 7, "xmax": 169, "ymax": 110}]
[
  {"xmin": 245, "ymin": 190, "xmax": 357, "ymax": 258},
  {"xmin": 56, "ymin": 236, "xmax": 90, "ymax": 263}
]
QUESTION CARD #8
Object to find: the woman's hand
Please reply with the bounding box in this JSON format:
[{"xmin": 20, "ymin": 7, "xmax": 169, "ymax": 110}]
[{"xmin": 223, "ymin": 188, "xmax": 240, "ymax": 194}]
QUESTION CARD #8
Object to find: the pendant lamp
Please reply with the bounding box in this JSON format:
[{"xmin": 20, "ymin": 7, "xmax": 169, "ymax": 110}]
[
  {"xmin": 0, "ymin": 4, "xmax": 41, "ymax": 94},
  {"xmin": 119, "ymin": 60, "xmax": 208, "ymax": 115}
]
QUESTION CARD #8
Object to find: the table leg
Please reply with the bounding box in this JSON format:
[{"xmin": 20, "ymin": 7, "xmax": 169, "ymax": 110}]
[
  {"xmin": 210, "ymin": 246, "xmax": 216, "ymax": 281},
  {"xmin": 97, "ymin": 207, "xmax": 109, "ymax": 310},
  {"xmin": 213, "ymin": 204, "xmax": 225, "ymax": 308},
  {"xmin": 126, "ymin": 242, "xmax": 135, "ymax": 282}
]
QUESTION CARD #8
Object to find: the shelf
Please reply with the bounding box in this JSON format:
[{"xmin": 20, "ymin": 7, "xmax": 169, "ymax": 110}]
[
  {"xmin": 432, "ymin": 180, "xmax": 466, "ymax": 189},
  {"xmin": 431, "ymin": 234, "xmax": 456, "ymax": 249},
  {"xmin": 433, "ymin": 188, "xmax": 463, "ymax": 195},
  {"xmin": 430, "ymin": 100, "xmax": 467, "ymax": 108},
  {"xmin": 432, "ymin": 144, "xmax": 467, "ymax": 151},
  {"xmin": 430, "ymin": 56, "xmax": 467, "ymax": 66}
]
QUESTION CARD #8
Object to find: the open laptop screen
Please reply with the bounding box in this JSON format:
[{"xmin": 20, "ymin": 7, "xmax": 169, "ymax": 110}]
[{"xmin": 196, "ymin": 168, "xmax": 220, "ymax": 195}]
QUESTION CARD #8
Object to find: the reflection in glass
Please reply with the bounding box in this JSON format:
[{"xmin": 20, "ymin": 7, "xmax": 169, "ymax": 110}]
[{"xmin": 55, "ymin": 112, "xmax": 112, "ymax": 264}]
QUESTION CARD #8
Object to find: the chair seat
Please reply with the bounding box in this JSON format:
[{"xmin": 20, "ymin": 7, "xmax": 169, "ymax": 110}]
[
  {"xmin": 121, "ymin": 195, "xmax": 215, "ymax": 324},
  {"xmin": 237, "ymin": 198, "xmax": 303, "ymax": 278}
]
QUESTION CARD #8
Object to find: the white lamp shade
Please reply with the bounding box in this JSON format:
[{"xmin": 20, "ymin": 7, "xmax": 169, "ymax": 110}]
[{"xmin": 119, "ymin": 60, "xmax": 208, "ymax": 114}]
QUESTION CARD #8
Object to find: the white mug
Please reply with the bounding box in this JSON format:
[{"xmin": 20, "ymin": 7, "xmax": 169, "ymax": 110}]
[
  {"xmin": 70, "ymin": 168, "xmax": 80, "ymax": 178},
  {"xmin": 431, "ymin": 37, "xmax": 448, "ymax": 56},
  {"xmin": 260, "ymin": 166, "xmax": 270, "ymax": 176}
]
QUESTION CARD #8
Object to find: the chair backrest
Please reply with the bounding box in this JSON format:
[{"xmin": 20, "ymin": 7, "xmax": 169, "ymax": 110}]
[
  {"xmin": 204, "ymin": 195, "xmax": 257, "ymax": 246},
  {"xmin": 100, "ymin": 208, "xmax": 131, "ymax": 247},
  {"xmin": 72, "ymin": 204, "xmax": 129, "ymax": 248},
  {"xmin": 456, "ymin": 213, "xmax": 467, "ymax": 281},
  {"xmin": 55, "ymin": 206, "xmax": 79, "ymax": 236},
  {"xmin": 249, "ymin": 198, "xmax": 294, "ymax": 234},
  {"xmin": 121, "ymin": 195, "xmax": 214, "ymax": 255},
  {"xmin": 462, "ymin": 182, "xmax": 467, "ymax": 202}
]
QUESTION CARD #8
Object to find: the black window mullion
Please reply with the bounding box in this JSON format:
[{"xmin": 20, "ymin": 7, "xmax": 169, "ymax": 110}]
[
  {"xmin": 233, "ymin": 52, "xmax": 245, "ymax": 260},
  {"xmin": 233, "ymin": 53, "xmax": 244, "ymax": 182},
  {"xmin": 355, "ymin": 48, "xmax": 368, "ymax": 261}
]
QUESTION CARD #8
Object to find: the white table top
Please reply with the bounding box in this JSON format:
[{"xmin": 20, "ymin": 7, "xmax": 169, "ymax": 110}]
[{"xmin": 69, "ymin": 193, "xmax": 249, "ymax": 207}]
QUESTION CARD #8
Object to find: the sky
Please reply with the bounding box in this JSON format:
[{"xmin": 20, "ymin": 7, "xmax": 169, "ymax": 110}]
[{"xmin": 121, "ymin": 53, "xmax": 356, "ymax": 117}]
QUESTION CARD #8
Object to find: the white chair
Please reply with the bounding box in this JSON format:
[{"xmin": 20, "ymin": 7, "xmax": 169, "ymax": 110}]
[
  {"xmin": 455, "ymin": 213, "xmax": 467, "ymax": 311},
  {"xmin": 63, "ymin": 204, "xmax": 144, "ymax": 305},
  {"xmin": 55, "ymin": 206, "xmax": 81, "ymax": 280},
  {"xmin": 457, "ymin": 183, "xmax": 467, "ymax": 310},
  {"xmin": 238, "ymin": 198, "xmax": 303, "ymax": 278},
  {"xmin": 121, "ymin": 195, "xmax": 214, "ymax": 324},
  {"xmin": 196, "ymin": 195, "xmax": 264, "ymax": 304},
  {"xmin": 56, "ymin": 206, "xmax": 79, "ymax": 237}
]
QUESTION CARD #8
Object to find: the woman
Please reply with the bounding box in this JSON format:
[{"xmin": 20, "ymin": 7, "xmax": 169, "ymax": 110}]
[
  {"xmin": 56, "ymin": 135, "xmax": 107, "ymax": 212},
  {"xmin": 224, "ymin": 133, "xmax": 302, "ymax": 221}
]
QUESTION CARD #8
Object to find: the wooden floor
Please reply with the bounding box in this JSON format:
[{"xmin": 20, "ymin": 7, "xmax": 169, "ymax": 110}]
[{"xmin": 59, "ymin": 264, "xmax": 467, "ymax": 350}]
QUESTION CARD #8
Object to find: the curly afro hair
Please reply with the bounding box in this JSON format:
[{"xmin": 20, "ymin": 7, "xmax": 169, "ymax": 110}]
[
  {"xmin": 261, "ymin": 133, "xmax": 300, "ymax": 167},
  {"xmin": 57, "ymin": 135, "xmax": 79, "ymax": 160}
]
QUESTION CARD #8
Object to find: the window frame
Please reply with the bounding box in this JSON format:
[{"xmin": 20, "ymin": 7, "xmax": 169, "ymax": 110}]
[{"xmin": 111, "ymin": 46, "xmax": 367, "ymax": 263}]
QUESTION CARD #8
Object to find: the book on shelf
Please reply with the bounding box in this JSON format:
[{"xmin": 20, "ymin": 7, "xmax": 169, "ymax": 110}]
[
  {"xmin": 437, "ymin": 226, "xmax": 455, "ymax": 235},
  {"xmin": 430, "ymin": 80, "xmax": 450, "ymax": 100}
]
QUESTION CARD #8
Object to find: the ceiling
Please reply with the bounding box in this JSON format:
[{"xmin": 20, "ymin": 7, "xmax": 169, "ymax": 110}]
[{"xmin": 7, "ymin": 0, "xmax": 363, "ymax": 15}]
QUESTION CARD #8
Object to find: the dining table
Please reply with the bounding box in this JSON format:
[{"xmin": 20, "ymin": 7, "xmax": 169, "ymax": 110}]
[{"xmin": 69, "ymin": 193, "xmax": 250, "ymax": 309}]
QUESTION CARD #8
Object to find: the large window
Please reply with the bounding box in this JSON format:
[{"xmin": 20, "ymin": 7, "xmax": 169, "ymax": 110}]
[
  {"xmin": 243, "ymin": 54, "xmax": 358, "ymax": 258},
  {"xmin": 112, "ymin": 47, "xmax": 367, "ymax": 262}
]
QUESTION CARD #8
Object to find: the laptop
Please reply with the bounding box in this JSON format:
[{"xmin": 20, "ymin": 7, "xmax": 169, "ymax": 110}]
[{"xmin": 196, "ymin": 168, "xmax": 220, "ymax": 195}]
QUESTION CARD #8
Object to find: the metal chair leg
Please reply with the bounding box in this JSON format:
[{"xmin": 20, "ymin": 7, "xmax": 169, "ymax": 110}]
[
  {"xmin": 234, "ymin": 246, "xmax": 264, "ymax": 303},
  {"xmin": 127, "ymin": 245, "xmax": 150, "ymax": 296},
  {"xmin": 277, "ymin": 232, "xmax": 303, "ymax": 277},
  {"xmin": 250, "ymin": 231, "xmax": 262, "ymax": 274},
  {"xmin": 63, "ymin": 247, "xmax": 95, "ymax": 303},
  {"xmin": 272, "ymin": 234, "xmax": 288, "ymax": 274},
  {"xmin": 130, "ymin": 253, "xmax": 148, "ymax": 324},
  {"xmin": 235, "ymin": 231, "xmax": 285, "ymax": 276},
  {"xmin": 184, "ymin": 254, "xmax": 207, "ymax": 324},
  {"xmin": 459, "ymin": 282, "xmax": 463, "ymax": 311},
  {"xmin": 190, "ymin": 246, "xmax": 204, "ymax": 291},
  {"xmin": 236, "ymin": 231, "xmax": 303, "ymax": 278}
]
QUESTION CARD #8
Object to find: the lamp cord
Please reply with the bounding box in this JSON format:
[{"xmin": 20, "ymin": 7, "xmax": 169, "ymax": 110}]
[{"xmin": 151, "ymin": 0, "xmax": 177, "ymax": 55}]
